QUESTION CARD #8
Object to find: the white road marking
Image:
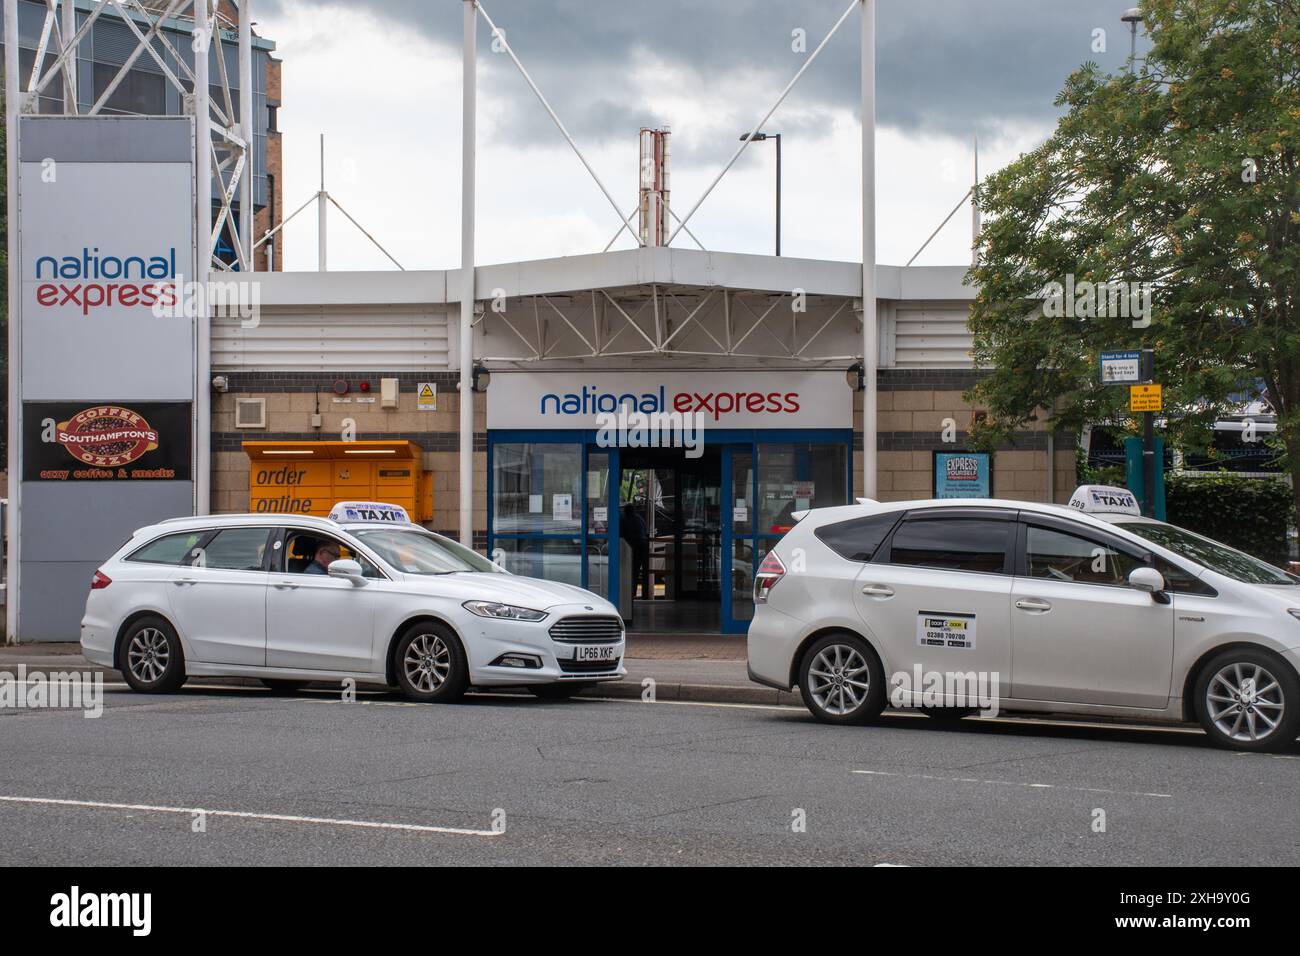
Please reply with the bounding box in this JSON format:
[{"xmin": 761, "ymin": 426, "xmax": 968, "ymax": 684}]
[
  {"xmin": 0, "ymin": 795, "xmax": 502, "ymax": 837},
  {"xmin": 850, "ymin": 769, "xmax": 1172, "ymax": 799}
]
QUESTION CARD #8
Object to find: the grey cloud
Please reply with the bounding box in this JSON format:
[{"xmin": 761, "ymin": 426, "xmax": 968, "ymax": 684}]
[{"xmin": 266, "ymin": 0, "xmax": 1141, "ymax": 154}]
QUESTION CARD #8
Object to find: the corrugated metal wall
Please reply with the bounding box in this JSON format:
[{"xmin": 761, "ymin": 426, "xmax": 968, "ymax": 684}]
[
  {"xmin": 213, "ymin": 307, "xmax": 452, "ymax": 370},
  {"xmin": 892, "ymin": 303, "xmax": 974, "ymax": 368}
]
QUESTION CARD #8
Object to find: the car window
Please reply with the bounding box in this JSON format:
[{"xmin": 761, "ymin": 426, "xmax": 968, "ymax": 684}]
[
  {"xmin": 283, "ymin": 531, "xmax": 383, "ymax": 578},
  {"xmin": 815, "ymin": 512, "xmax": 901, "ymax": 562},
  {"xmin": 1024, "ymin": 525, "xmax": 1143, "ymax": 586},
  {"xmin": 126, "ymin": 530, "xmax": 208, "ymax": 566},
  {"xmin": 352, "ymin": 527, "xmax": 501, "ymax": 574},
  {"xmin": 194, "ymin": 527, "xmax": 271, "ymax": 572},
  {"xmin": 1152, "ymin": 556, "xmax": 1217, "ymax": 596},
  {"xmin": 1112, "ymin": 519, "xmax": 1297, "ymax": 586},
  {"xmin": 886, "ymin": 518, "xmax": 1011, "ymax": 574}
]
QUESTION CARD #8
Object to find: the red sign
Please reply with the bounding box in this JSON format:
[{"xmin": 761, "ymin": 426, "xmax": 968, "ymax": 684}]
[{"xmin": 55, "ymin": 406, "xmax": 161, "ymax": 467}]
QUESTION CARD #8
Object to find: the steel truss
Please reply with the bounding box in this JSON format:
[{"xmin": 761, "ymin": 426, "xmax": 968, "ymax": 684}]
[
  {"xmin": 478, "ymin": 287, "xmax": 858, "ymax": 365},
  {"xmin": 15, "ymin": 0, "xmax": 256, "ymax": 274}
]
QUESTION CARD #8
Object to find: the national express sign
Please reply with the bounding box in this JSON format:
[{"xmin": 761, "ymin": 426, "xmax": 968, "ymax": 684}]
[
  {"xmin": 486, "ymin": 370, "xmax": 853, "ymax": 430},
  {"xmin": 11, "ymin": 116, "xmax": 198, "ymax": 641}
]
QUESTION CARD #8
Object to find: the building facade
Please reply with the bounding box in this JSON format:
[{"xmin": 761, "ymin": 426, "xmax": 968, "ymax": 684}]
[{"xmin": 210, "ymin": 250, "xmax": 1075, "ymax": 636}]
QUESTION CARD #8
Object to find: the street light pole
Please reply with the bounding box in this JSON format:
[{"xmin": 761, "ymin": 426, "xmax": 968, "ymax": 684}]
[{"xmin": 738, "ymin": 131, "xmax": 781, "ymax": 256}]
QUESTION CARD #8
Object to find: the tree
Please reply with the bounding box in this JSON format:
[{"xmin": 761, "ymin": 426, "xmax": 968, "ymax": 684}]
[{"xmin": 967, "ymin": 0, "xmax": 1300, "ymax": 528}]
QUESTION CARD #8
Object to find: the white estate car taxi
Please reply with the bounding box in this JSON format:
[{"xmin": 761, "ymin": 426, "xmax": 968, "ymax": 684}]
[
  {"xmin": 747, "ymin": 486, "xmax": 1300, "ymax": 751},
  {"xmin": 81, "ymin": 502, "xmax": 625, "ymax": 702}
]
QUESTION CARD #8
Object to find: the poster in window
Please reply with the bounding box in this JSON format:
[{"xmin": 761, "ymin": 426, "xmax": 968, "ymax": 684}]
[{"xmin": 933, "ymin": 451, "xmax": 992, "ymax": 499}]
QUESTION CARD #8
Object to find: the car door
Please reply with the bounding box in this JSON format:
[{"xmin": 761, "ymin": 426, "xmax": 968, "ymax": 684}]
[
  {"xmin": 165, "ymin": 526, "xmax": 273, "ymax": 666},
  {"xmin": 264, "ymin": 528, "xmax": 381, "ymax": 672},
  {"xmin": 852, "ymin": 510, "xmax": 1016, "ymax": 703},
  {"xmin": 1010, "ymin": 516, "xmax": 1173, "ymax": 709}
]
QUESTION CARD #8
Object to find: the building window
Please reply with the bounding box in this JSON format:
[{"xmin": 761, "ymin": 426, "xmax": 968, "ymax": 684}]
[
  {"xmin": 18, "ymin": 47, "xmax": 64, "ymax": 114},
  {"xmin": 92, "ymin": 61, "xmax": 165, "ymax": 115}
]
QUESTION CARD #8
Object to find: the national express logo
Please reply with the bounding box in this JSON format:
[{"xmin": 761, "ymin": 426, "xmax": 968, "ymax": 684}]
[
  {"xmin": 540, "ymin": 384, "xmax": 801, "ymax": 421},
  {"xmin": 54, "ymin": 406, "xmax": 160, "ymax": 468},
  {"xmin": 33, "ymin": 247, "xmax": 178, "ymax": 316}
]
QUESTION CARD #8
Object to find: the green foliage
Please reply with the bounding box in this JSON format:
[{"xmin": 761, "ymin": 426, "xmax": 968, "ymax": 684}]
[
  {"xmin": 1166, "ymin": 472, "xmax": 1293, "ymax": 565},
  {"xmin": 967, "ymin": 0, "xmax": 1300, "ymax": 527}
]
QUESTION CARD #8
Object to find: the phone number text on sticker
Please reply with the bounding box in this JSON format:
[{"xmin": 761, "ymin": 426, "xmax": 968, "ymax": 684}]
[{"xmin": 917, "ymin": 611, "xmax": 977, "ymax": 650}]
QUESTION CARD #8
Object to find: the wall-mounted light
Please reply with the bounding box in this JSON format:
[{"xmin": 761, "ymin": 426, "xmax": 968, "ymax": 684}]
[
  {"xmin": 845, "ymin": 362, "xmax": 865, "ymax": 391},
  {"xmin": 472, "ymin": 364, "xmax": 492, "ymax": 393},
  {"xmin": 332, "ymin": 378, "xmax": 349, "ymax": 396}
]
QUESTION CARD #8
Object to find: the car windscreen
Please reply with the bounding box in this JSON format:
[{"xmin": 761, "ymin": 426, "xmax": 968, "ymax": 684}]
[
  {"xmin": 351, "ymin": 527, "xmax": 501, "ymax": 575},
  {"xmin": 1114, "ymin": 520, "xmax": 1298, "ymax": 586}
]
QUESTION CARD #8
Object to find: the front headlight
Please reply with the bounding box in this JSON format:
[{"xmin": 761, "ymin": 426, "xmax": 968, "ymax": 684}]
[{"xmin": 463, "ymin": 600, "xmax": 547, "ymax": 622}]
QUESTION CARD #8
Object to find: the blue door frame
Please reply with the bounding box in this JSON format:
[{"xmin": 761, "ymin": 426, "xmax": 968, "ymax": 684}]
[{"xmin": 487, "ymin": 429, "xmax": 853, "ymax": 634}]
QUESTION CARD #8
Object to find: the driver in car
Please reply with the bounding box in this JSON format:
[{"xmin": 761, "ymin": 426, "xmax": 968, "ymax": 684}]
[{"xmin": 303, "ymin": 542, "xmax": 341, "ymax": 575}]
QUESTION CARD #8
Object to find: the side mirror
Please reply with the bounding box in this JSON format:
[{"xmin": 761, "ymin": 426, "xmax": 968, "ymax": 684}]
[
  {"xmin": 327, "ymin": 559, "xmax": 366, "ymax": 585},
  {"xmin": 1128, "ymin": 566, "xmax": 1165, "ymax": 594}
]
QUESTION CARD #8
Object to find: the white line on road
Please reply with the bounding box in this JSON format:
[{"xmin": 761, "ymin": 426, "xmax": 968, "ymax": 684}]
[
  {"xmin": 850, "ymin": 769, "xmax": 1172, "ymax": 799},
  {"xmin": 0, "ymin": 795, "xmax": 503, "ymax": 837}
]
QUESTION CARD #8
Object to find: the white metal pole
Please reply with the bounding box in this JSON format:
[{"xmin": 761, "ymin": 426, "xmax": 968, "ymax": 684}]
[
  {"xmin": 62, "ymin": 0, "xmax": 76, "ymax": 113},
  {"xmin": 317, "ymin": 133, "xmax": 326, "ymax": 271},
  {"xmin": 194, "ymin": 0, "xmax": 212, "ymax": 515},
  {"xmin": 459, "ymin": 0, "xmax": 477, "ymax": 546},
  {"xmin": 6, "ymin": 0, "xmax": 22, "ymax": 641},
  {"xmin": 971, "ymin": 132, "xmax": 980, "ymax": 268},
  {"xmin": 860, "ymin": 0, "xmax": 877, "ymax": 500},
  {"xmin": 238, "ymin": 0, "xmax": 253, "ymax": 272}
]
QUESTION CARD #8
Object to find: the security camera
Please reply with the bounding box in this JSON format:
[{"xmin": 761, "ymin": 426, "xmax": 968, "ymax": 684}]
[{"xmin": 212, "ymin": 375, "xmax": 229, "ymax": 392}]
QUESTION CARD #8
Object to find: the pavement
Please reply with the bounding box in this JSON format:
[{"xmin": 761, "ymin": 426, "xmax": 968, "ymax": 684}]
[
  {"xmin": 0, "ymin": 633, "xmax": 805, "ymax": 706},
  {"xmin": 1, "ymin": 675, "xmax": 1298, "ymax": 866}
]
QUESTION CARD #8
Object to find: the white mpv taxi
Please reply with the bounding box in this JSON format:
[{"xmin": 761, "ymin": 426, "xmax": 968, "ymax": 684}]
[
  {"xmin": 747, "ymin": 486, "xmax": 1300, "ymax": 751},
  {"xmin": 81, "ymin": 502, "xmax": 625, "ymax": 702}
]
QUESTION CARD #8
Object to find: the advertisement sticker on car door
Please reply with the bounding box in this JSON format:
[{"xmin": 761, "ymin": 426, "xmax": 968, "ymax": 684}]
[{"xmin": 917, "ymin": 611, "xmax": 977, "ymax": 649}]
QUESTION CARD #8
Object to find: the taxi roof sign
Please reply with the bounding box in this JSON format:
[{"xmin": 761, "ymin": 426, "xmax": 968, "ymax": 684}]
[
  {"xmin": 1067, "ymin": 485, "xmax": 1141, "ymax": 517},
  {"xmin": 328, "ymin": 501, "xmax": 412, "ymax": 524}
]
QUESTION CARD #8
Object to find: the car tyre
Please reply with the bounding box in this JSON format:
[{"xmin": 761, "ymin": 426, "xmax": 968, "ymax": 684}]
[
  {"xmin": 798, "ymin": 632, "xmax": 885, "ymax": 726},
  {"xmin": 528, "ymin": 682, "xmax": 593, "ymax": 700},
  {"xmin": 394, "ymin": 622, "xmax": 469, "ymax": 703},
  {"xmin": 261, "ymin": 679, "xmax": 310, "ymax": 695},
  {"xmin": 120, "ymin": 616, "xmax": 186, "ymax": 694},
  {"xmin": 1194, "ymin": 647, "xmax": 1300, "ymax": 752}
]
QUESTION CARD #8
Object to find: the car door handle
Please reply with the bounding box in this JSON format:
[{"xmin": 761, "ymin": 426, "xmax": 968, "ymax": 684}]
[
  {"xmin": 273, "ymin": 580, "xmax": 300, "ymax": 590},
  {"xmin": 861, "ymin": 584, "xmax": 895, "ymax": 598},
  {"xmin": 1015, "ymin": 598, "xmax": 1052, "ymax": 613},
  {"xmin": 174, "ymin": 577, "xmax": 197, "ymax": 586}
]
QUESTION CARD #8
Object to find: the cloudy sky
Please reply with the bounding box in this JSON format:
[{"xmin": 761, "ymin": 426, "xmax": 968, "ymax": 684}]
[{"xmin": 253, "ymin": 0, "xmax": 1146, "ymax": 272}]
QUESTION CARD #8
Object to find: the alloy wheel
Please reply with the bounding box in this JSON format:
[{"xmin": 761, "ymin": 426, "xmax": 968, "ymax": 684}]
[
  {"xmin": 127, "ymin": 627, "xmax": 170, "ymax": 684},
  {"xmin": 1206, "ymin": 662, "xmax": 1286, "ymax": 743},
  {"xmin": 807, "ymin": 643, "xmax": 871, "ymax": 716},
  {"xmin": 403, "ymin": 633, "xmax": 452, "ymax": 694}
]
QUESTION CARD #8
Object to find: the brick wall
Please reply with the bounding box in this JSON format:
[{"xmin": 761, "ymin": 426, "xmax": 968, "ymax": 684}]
[
  {"xmin": 852, "ymin": 372, "xmax": 1077, "ymax": 504},
  {"xmin": 210, "ymin": 372, "xmax": 484, "ymax": 538}
]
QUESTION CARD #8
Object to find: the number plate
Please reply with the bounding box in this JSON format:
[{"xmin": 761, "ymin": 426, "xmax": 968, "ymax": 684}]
[{"xmin": 573, "ymin": 645, "xmax": 618, "ymax": 663}]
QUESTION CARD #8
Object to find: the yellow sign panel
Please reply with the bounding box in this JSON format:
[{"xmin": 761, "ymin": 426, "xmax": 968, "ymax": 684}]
[
  {"xmin": 243, "ymin": 441, "xmax": 432, "ymax": 521},
  {"xmin": 1129, "ymin": 384, "xmax": 1162, "ymax": 412}
]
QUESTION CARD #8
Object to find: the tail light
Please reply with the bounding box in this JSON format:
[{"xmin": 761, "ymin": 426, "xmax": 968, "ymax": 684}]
[
  {"xmin": 753, "ymin": 550, "xmax": 786, "ymax": 604},
  {"xmin": 90, "ymin": 570, "xmax": 112, "ymax": 590}
]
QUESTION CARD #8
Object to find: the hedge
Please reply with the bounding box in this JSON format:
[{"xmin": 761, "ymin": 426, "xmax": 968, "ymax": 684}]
[{"xmin": 1165, "ymin": 473, "xmax": 1294, "ymax": 567}]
